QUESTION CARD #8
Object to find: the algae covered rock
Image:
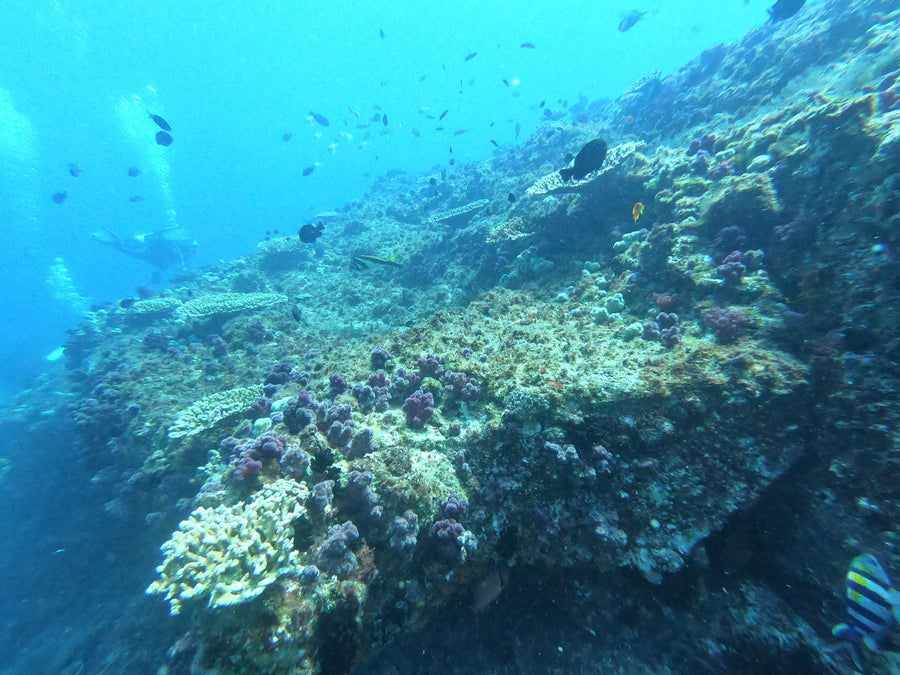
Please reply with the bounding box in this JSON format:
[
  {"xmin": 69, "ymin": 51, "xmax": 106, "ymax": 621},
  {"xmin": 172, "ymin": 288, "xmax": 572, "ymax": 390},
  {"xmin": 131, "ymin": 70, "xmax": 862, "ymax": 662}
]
[
  {"xmin": 175, "ymin": 292, "xmax": 287, "ymax": 320},
  {"xmin": 146, "ymin": 478, "xmax": 309, "ymax": 614}
]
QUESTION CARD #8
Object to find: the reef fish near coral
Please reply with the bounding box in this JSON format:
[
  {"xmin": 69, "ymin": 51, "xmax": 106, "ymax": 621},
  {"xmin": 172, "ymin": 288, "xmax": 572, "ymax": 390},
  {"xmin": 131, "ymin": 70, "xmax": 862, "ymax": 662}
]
[
  {"xmin": 618, "ymin": 10, "xmax": 646, "ymax": 32},
  {"xmin": 310, "ymin": 111, "xmax": 330, "ymax": 127},
  {"xmin": 148, "ymin": 113, "xmax": 171, "ymax": 131},
  {"xmin": 633, "ymin": 202, "xmax": 644, "ymax": 222},
  {"xmin": 829, "ymin": 554, "xmax": 900, "ymax": 669},
  {"xmin": 559, "ymin": 138, "xmax": 608, "ymax": 181},
  {"xmin": 767, "ymin": 0, "xmax": 805, "ymax": 22},
  {"xmin": 299, "ymin": 222, "xmax": 324, "ymax": 243},
  {"xmin": 155, "ymin": 131, "xmax": 174, "ymax": 146}
]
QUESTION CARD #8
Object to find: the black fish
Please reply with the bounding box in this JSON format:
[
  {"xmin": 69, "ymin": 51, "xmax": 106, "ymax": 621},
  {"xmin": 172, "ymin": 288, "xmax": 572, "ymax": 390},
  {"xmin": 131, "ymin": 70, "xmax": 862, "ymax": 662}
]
[
  {"xmin": 310, "ymin": 111, "xmax": 330, "ymax": 127},
  {"xmin": 508, "ymin": 192, "xmax": 516, "ymax": 203},
  {"xmin": 449, "ymin": 158, "xmax": 455, "ymax": 165},
  {"xmin": 515, "ymin": 123, "xmax": 521, "ymax": 138},
  {"xmin": 155, "ymin": 131, "xmax": 173, "ymax": 146},
  {"xmin": 490, "ymin": 139, "xmax": 499, "ymax": 147},
  {"xmin": 563, "ymin": 152, "xmax": 574, "ymax": 163},
  {"xmin": 435, "ymin": 127, "xmax": 444, "ymax": 131},
  {"xmin": 119, "ymin": 298, "xmax": 136, "ymax": 309},
  {"xmin": 618, "ymin": 10, "xmax": 646, "ymax": 32},
  {"xmin": 382, "ymin": 113, "xmax": 388, "ymax": 126},
  {"xmin": 68, "ymin": 164, "xmax": 81, "ymax": 177},
  {"xmin": 282, "ymin": 132, "xmax": 292, "ymax": 142},
  {"xmin": 439, "ymin": 109, "xmax": 449, "ymax": 120},
  {"xmin": 127, "ymin": 166, "xmax": 141, "ymax": 177},
  {"xmin": 464, "ymin": 52, "xmax": 477, "ymax": 61},
  {"xmin": 380, "ymin": 28, "xmax": 385, "ymax": 39},
  {"xmin": 539, "ymin": 99, "xmax": 546, "ymax": 108},
  {"xmin": 503, "ymin": 78, "xmax": 509, "ymax": 87},
  {"xmin": 302, "ymin": 166, "xmax": 316, "ymax": 176},
  {"xmin": 559, "ymin": 138, "xmax": 607, "ymax": 181},
  {"xmin": 449, "ymin": 146, "xmax": 453, "ymax": 154},
  {"xmin": 767, "ymin": 0, "xmax": 805, "ymax": 22},
  {"xmin": 299, "ymin": 221, "xmax": 324, "ymax": 243},
  {"xmin": 129, "ymin": 196, "xmax": 145, "ymax": 203},
  {"xmin": 52, "ymin": 191, "xmax": 67, "ymax": 203},
  {"xmin": 520, "ymin": 42, "xmax": 535, "ymax": 49},
  {"xmin": 148, "ymin": 113, "xmax": 171, "ymax": 131}
]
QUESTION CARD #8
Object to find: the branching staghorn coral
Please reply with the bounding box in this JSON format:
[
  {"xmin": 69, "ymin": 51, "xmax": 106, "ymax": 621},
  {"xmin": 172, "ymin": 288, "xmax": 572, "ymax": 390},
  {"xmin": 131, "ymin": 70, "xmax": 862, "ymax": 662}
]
[{"xmin": 146, "ymin": 478, "xmax": 309, "ymax": 615}]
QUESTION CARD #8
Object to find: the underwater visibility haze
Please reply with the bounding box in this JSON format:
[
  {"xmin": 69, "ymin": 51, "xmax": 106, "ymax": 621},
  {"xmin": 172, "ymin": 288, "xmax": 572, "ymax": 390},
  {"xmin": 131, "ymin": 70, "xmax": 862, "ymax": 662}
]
[{"xmin": 2, "ymin": 0, "xmax": 900, "ymax": 672}]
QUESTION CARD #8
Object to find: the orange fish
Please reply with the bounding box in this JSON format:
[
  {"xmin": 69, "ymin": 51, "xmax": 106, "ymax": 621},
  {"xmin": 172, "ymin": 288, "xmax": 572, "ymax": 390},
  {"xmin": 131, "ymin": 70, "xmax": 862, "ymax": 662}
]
[{"xmin": 632, "ymin": 202, "xmax": 645, "ymax": 222}]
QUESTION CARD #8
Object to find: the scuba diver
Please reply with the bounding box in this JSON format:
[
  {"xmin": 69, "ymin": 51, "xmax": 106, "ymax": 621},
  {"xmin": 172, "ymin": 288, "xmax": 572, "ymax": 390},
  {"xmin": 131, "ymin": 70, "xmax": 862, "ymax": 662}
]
[{"xmin": 91, "ymin": 225, "xmax": 197, "ymax": 271}]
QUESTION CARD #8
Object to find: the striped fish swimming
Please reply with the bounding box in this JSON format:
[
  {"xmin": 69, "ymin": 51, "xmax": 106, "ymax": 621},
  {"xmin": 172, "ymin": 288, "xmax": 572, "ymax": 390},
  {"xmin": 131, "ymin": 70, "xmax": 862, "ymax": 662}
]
[{"xmin": 828, "ymin": 554, "xmax": 900, "ymax": 670}]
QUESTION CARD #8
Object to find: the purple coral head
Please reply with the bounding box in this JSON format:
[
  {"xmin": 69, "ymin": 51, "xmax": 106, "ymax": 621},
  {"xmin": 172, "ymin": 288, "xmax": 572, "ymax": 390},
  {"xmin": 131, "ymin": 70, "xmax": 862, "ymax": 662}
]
[
  {"xmin": 329, "ymin": 372, "xmax": 349, "ymax": 395},
  {"xmin": 370, "ymin": 347, "xmax": 394, "ymax": 370},
  {"xmin": 256, "ymin": 431, "xmax": 287, "ymax": 460},
  {"xmin": 429, "ymin": 518, "xmax": 466, "ymax": 561},
  {"xmin": 367, "ymin": 371, "xmax": 390, "ymax": 388},
  {"xmin": 402, "ymin": 389, "xmax": 435, "ymax": 428},
  {"xmin": 416, "ymin": 353, "xmax": 444, "ymax": 379},
  {"xmin": 247, "ymin": 397, "xmax": 273, "ymax": 419},
  {"xmin": 703, "ymin": 307, "xmax": 749, "ymax": 343},
  {"xmin": 439, "ymin": 494, "xmax": 468, "ymax": 520},
  {"xmin": 233, "ymin": 456, "xmax": 262, "ymax": 482}
]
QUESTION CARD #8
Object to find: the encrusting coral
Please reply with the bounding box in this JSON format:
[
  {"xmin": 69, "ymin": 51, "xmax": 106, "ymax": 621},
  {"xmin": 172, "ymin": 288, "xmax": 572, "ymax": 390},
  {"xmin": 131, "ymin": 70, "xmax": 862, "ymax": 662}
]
[{"xmin": 146, "ymin": 478, "xmax": 309, "ymax": 614}]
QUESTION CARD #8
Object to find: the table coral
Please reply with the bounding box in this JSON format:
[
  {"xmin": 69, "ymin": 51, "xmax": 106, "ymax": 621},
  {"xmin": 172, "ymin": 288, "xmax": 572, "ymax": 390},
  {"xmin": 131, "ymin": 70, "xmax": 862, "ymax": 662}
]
[
  {"xmin": 175, "ymin": 292, "xmax": 287, "ymax": 319},
  {"xmin": 167, "ymin": 385, "xmax": 264, "ymax": 439},
  {"xmin": 146, "ymin": 478, "xmax": 309, "ymax": 614}
]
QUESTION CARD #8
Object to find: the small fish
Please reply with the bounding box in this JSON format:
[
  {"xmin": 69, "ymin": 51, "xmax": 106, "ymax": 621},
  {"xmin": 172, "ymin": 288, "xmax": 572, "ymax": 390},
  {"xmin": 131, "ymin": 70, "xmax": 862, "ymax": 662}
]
[
  {"xmin": 127, "ymin": 166, "xmax": 141, "ymax": 177},
  {"xmin": 490, "ymin": 139, "xmax": 499, "ymax": 147},
  {"xmin": 453, "ymin": 129, "xmax": 468, "ymax": 136},
  {"xmin": 155, "ymin": 131, "xmax": 174, "ymax": 147},
  {"xmin": 439, "ymin": 109, "xmax": 449, "ymax": 120},
  {"xmin": 148, "ymin": 113, "xmax": 172, "ymax": 131},
  {"xmin": 370, "ymin": 112, "xmax": 382, "ymax": 122},
  {"xmin": 449, "ymin": 146, "xmax": 453, "ymax": 154},
  {"xmin": 419, "ymin": 74, "xmax": 426, "ymax": 82},
  {"xmin": 282, "ymin": 132, "xmax": 292, "ymax": 142},
  {"xmin": 348, "ymin": 106, "xmax": 360, "ymax": 118},
  {"xmin": 302, "ymin": 165, "xmax": 316, "ymax": 176},
  {"xmin": 767, "ymin": 0, "xmax": 805, "ymax": 22},
  {"xmin": 379, "ymin": 28, "xmax": 385, "ymax": 39},
  {"xmin": 449, "ymin": 158, "xmax": 455, "ymax": 165},
  {"xmin": 508, "ymin": 192, "xmax": 516, "ymax": 203},
  {"xmin": 502, "ymin": 78, "xmax": 509, "ymax": 87},
  {"xmin": 829, "ymin": 554, "xmax": 900, "ymax": 671},
  {"xmin": 119, "ymin": 298, "xmax": 136, "ymax": 309},
  {"xmin": 559, "ymin": 138, "xmax": 607, "ymax": 181},
  {"xmin": 632, "ymin": 202, "xmax": 645, "ymax": 222},
  {"xmin": 299, "ymin": 221, "xmax": 324, "ymax": 243},
  {"xmin": 411, "ymin": 128, "xmax": 421, "ymax": 138},
  {"xmin": 435, "ymin": 127, "xmax": 445, "ymax": 131},
  {"xmin": 382, "ymin": 113, "xmax": 388, "ymax": 126},
  {"xmin": 51, "ymin": 191, "xmax": 67, "ymax": 204},
  {"xmin": 129, "ymin": 196, "xmax": 145, "ymax": 203},
  {"xmin": 310, "ymin": 111, "xmax": 330, "ymax": 127},
  {"xmin": 68, "ymin": 163, "xmax": 81, "ymax": 177},
  {"xmin": 464, "ymin": 52, "xmax": 477, "ymax": 61},
  {"xmin": 520, "ymin": 42, "xmax": 535, "ymax": 49},
  {"xmin": 352, "ymin": 253, "xmax": 401, "ymax": 268},
  {"xmin": 618, "ymin": 10, "xmax": 647, "ymax": 32},
  {"xmin": 515, "ymin": 122, "xmax": 521, "ymax": 138},
  {"xmin": 539, "ymin": 99, "xmax": 546, "ymax": 108}
]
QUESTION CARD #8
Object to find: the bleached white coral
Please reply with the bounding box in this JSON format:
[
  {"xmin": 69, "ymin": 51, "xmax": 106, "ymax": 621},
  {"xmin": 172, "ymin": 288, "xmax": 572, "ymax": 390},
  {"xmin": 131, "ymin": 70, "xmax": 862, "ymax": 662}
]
[{"xmin": 146, "ymin": 479, "xmax": 309, "ymax": 614}]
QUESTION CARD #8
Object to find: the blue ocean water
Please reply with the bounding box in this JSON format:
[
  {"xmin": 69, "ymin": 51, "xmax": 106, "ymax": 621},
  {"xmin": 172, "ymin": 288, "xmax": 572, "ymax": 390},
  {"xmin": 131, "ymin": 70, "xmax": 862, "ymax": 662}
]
[{"xmin": 0, "ymin": 0, "xmax": 773, "ymax": 402}]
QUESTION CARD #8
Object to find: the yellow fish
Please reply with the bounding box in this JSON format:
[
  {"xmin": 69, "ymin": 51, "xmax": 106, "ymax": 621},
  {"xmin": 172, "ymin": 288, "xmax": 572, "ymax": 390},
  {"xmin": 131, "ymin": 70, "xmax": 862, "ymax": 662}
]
[{"xmin": 632, "ymin": 202, "xmax": 645, "ymax": 222}]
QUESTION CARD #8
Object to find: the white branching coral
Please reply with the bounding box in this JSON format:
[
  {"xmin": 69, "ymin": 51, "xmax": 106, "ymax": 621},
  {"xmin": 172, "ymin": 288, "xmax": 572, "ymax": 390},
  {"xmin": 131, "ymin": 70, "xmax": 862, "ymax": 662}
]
[
  {"xmin": 146, "ymin": 479, "xmax": 309, "ymax": 615},
  {"xmin": 167, "ymin": 385, "xmax": 264, "ymax": 439}
]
